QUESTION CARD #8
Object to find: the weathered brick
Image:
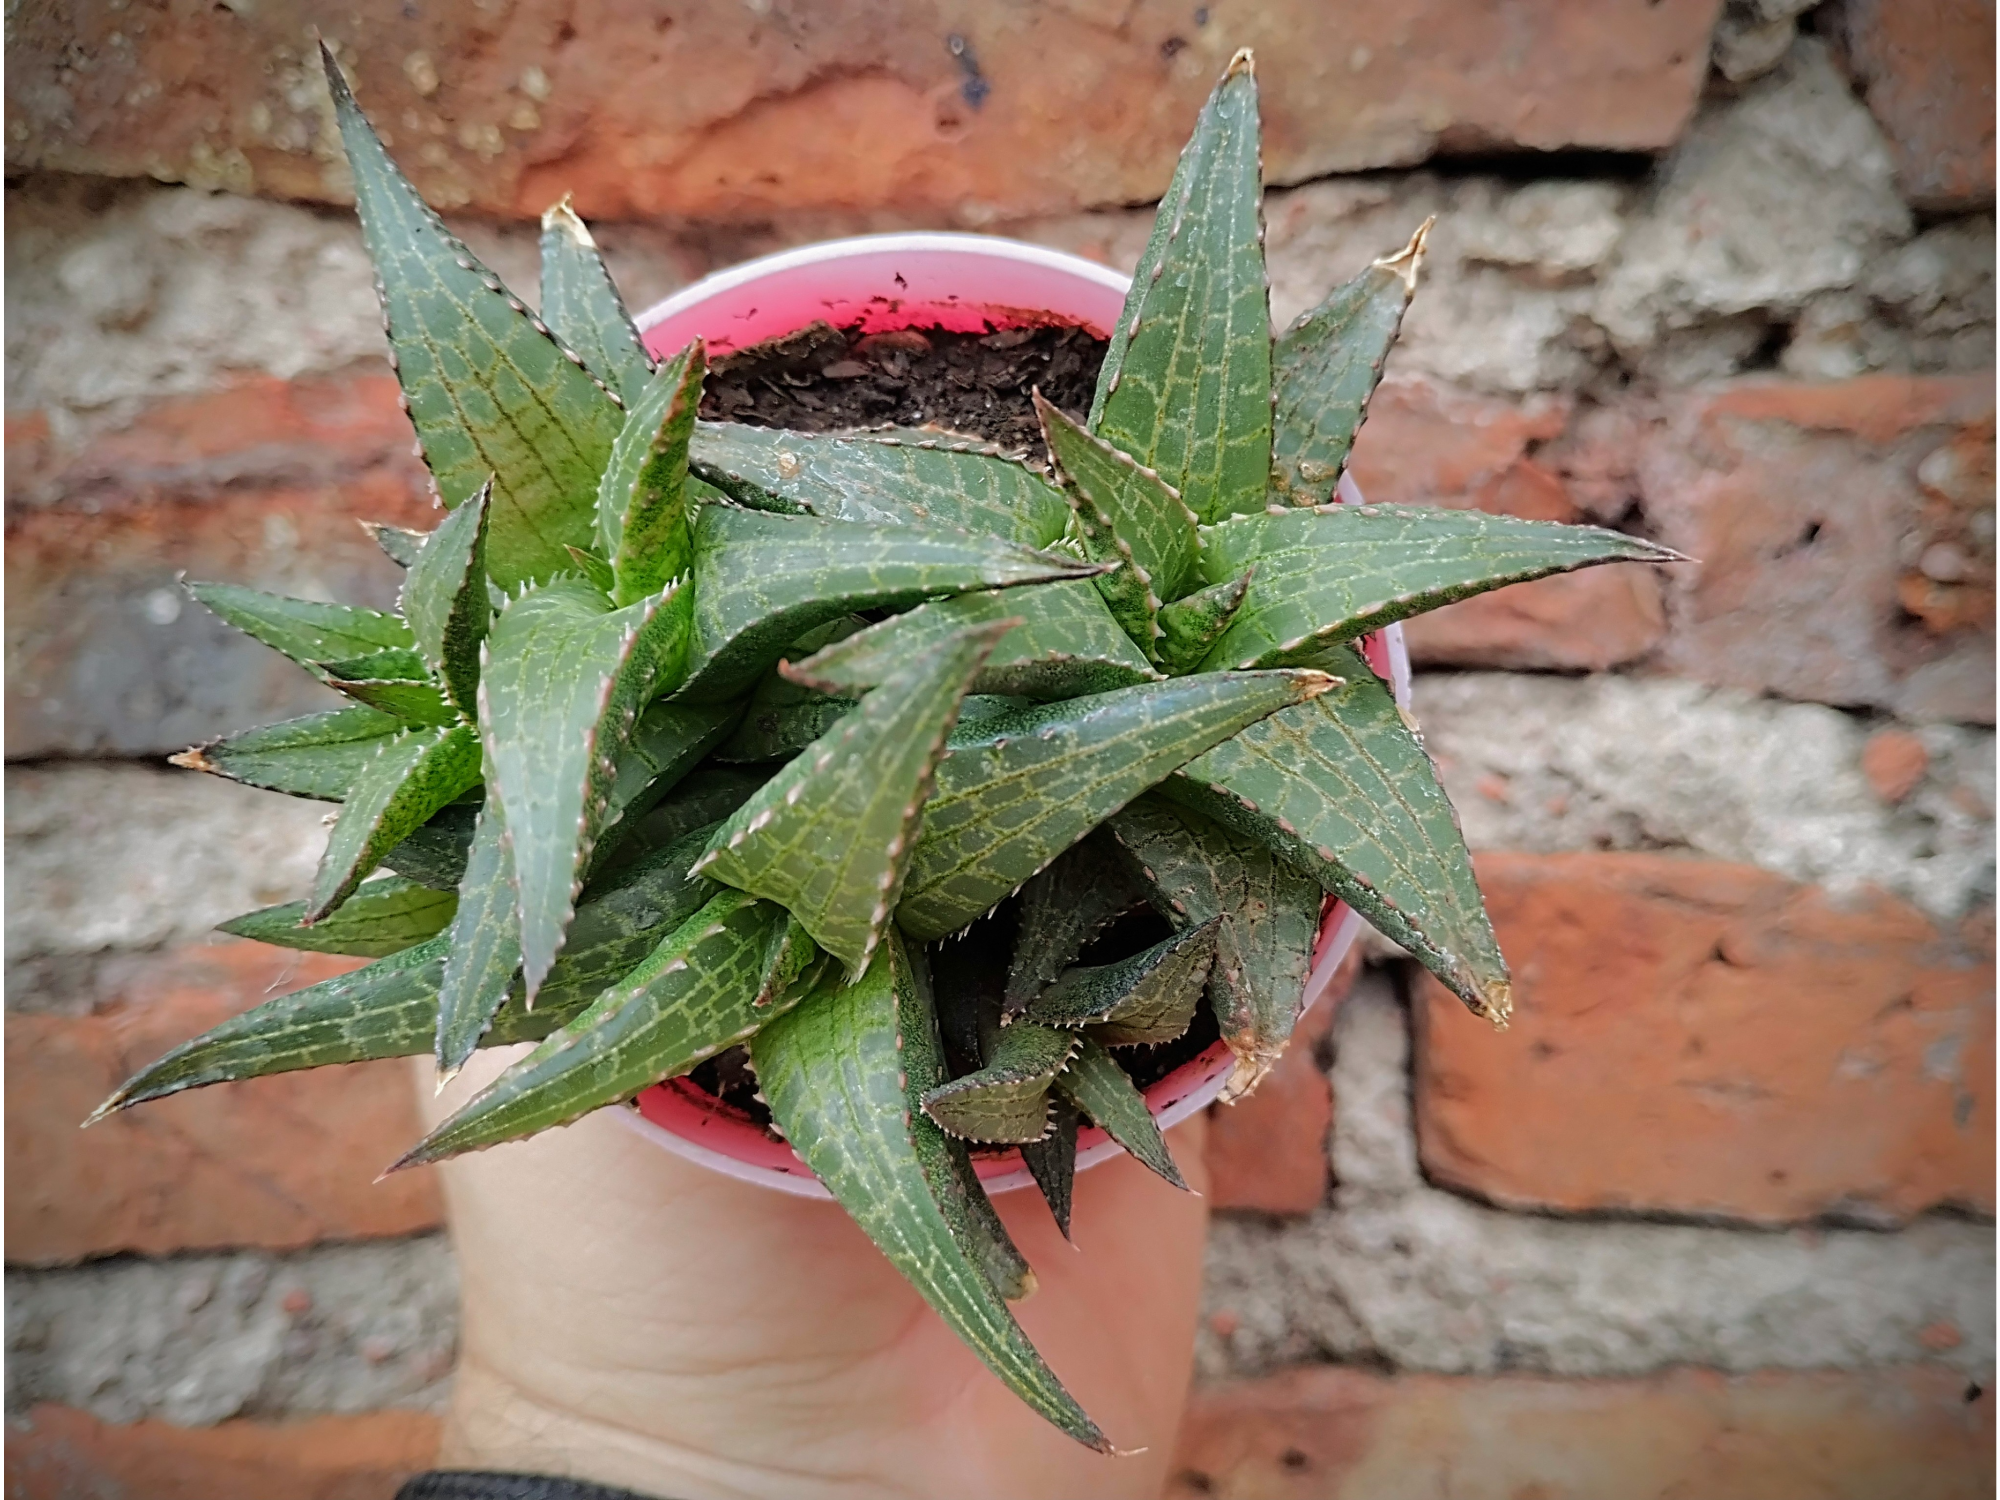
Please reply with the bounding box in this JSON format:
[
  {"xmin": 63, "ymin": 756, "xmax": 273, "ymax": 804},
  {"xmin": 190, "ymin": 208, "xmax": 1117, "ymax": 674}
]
[
  {"xmin": 1641, "ymin": 375, "xmax": 1996, "ymax": 725},
  {"xmin": 1169, "ymin": 1365, "xmax": 1995, "ymax": 1500},
  {"xmin": 1864, "ymin": 728, "xmax": 1932, "ymax": 803},
  {"xmin": 5, "ymin": 1405, "xmax": 438, "ymax": 1500},
  {"xmin": 4, "ymin": 3, "xmax": 1718, "ymax": 223},
  {"xmin": 1204, "ymin": 950, "xmax": 1355, "ymax": 1215},
  {"xmin": 6, "ymin": 374, "xmax": 433, "ymax": 757},
  {"xmin": 6, "ymin": 941, "xmax": 442, "ymax": 1265},
  {"xmin": 1413, "ymin": 852, "xmax": 1995, "ymax": 1225},
  {"xmin": 1347, "ymin": 378, "xmax": 1668, "ymax": 671},
  {"xmin": 1830, "ymin": 0, "xmax": 1997, "ymax": 213}
]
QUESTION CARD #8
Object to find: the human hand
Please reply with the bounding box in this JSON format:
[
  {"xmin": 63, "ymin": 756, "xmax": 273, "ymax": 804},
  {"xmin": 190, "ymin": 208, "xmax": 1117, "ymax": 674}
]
[{"xmin": 414, "ymin": 1047, "xmax": 1210, "ymax": 1500}]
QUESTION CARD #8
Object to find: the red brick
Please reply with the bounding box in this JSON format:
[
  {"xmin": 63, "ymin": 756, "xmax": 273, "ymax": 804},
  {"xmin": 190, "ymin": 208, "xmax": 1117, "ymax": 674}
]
[
  {"xmin": 5, "ymin": 1405, "xmax": 439, "ymax": 1500},
  {"xmin": 1413, "ymin": 852, "xmax": 1995, "ymax": 1225},
  {"xmin": 1205, "ymin": 949, "xmax": 1357, "ymax": 1215},
  {"xmin": 1349, "ymin": 378, "xmax": 1668, "ymax": 672},
  {"xmin": 1831, "ymin": 0, "xmax": 1996, "ymax": 212},
  {"xmin": 3, "ymin": 4, "xmax": 1718, "ymax": 223},
  {"xmin": 6, "ymin": 375, "xmax": 435, "ymax": 758},
  {"xmin": 6, "ymin": 941, "xmax": 442, "ymax": 1266},
  {"xmin": 1641, "ymin": 376, "xmax": 1996, "ymax": 725},
  {"xmin": 1169, "ymin": 1365, "xmax": 1995, "ymax": 1500},
  {"xmin": 1863, "ymin": 728, "xmax": 1931, "ymax": 803}
]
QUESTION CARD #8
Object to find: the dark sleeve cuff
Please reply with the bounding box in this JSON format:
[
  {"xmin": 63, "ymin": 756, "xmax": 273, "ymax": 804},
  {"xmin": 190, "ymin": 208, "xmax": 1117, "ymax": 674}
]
[{"xmin": 397, "ymin": 1472, "xmax": 668, "ymax": 1500}]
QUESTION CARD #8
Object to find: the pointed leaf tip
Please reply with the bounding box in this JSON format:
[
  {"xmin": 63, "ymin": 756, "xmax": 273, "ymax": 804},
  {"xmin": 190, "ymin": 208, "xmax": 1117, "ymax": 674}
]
[
  {"xmin": 1374, "ymin": 215, "xmax": 1434, "ymax": 293},
  {"xmin": 1225, "ymin": 46, "xmax": 1255, "ymax": 77}
]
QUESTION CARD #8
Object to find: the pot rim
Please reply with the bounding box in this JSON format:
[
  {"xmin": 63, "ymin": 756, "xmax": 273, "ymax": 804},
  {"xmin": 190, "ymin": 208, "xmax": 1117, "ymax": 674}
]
[{"xmin": 616, "ymin": 231, "xmax": 1409, "ymax": 1198}]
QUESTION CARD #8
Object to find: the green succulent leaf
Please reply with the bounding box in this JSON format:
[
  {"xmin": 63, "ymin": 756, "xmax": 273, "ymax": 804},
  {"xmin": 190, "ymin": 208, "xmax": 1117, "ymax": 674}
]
[
  {"xmin": 715, "ymin": 673, "xmax": 856, "ymax": 764},
  {"xmin": 323, "ymin": 47, "xmax": 625, "ymax": 588},
  {"xmin": 170, "ymin": 705, "xmax": 405, "ymax": 801},
  {"xmin": 920, "ymin": 1021, "xmax": 1076, "ymax": 1144},
  {"xmin": 309, "ymin": 723, "xmax": 483, "ymax": 921},
  {"xmin": 589, "ymin": 700, "xmax": 743, "ymax": 863},
  {"xmin": 1163, "ymin": 643, "xmax": 1509, "ymax": 1023},
  {"xmin": 697, "ymin": 619, "xmax": 1007, "ymax": 974},
  {"xmin": 1106, "ymin": 796, "xmax": 1321, "ymax": 1097},
  {"xmin": 186, "ymin": 582, "xmax": 412, "ymax": 680},
  {"xmin": 896, "ymin": 667, "xmax": 1337, "ymax": 942},
  {"xmin": 1054, "ymin": 1036, "xmax": 1187, "ymax": 1190},
  {"xmin": 400, "ymin": 480, "xmax": 492, "ymax": 716},
  {"xmin": 91, "ymin": 827, "xmax": 726, "ymax": 1117},
  {"xmin": 380, "ymin": 802, "xmax": 480, "ymax": 889},
  {"xmin": 690, "ymin": 423, "xmax": 1070, "ymax": 548},
  {"xmin": 538, "ymin": 197, "xmax": 654, "ymax": 406},
  {"xmin": 752, "ymin": 942, "xmax": 1107, "ymax": 1449},
  {"xmin": 678, "ymin": 504, "xmax": 1102, "ymax": 702},
  {"xmin": 1196, "ymin": 504, "xmax": 1681, "ymax": 671},
  {"xmin": 480, "ymin": 577, "xmax": 694, "ymax": 1000},
  {"xmin": 598, "ymin": 341, "xmax": 705, "ymax": 606},
  {"xmin": 1269, "ymin": 222, "xmax": 1429, "ymax": 503},
  {"xmin": 784, "ymin": 581, "xmax": 1160, "ymax": 703},
  {"xmin": 219, "ymin": 876, "xmax": 455, "ymax": 958},
  {"xmin": 596, "ymin": 768, "xmax": 767, "ymax": 878},
  {"xmin": 888, "ymin": 938, "xmax": 1033, "ymax": 1301},
  {"xmin": 1004, "ymin": 832, "xmax": 1150, "ymax": 1013},
  {"xmin": 1037, "ymin": 392, "xmax": 1200, "ymax": 616},
  {"xmin": 434, "ymin": 800, "xmax": 522, "ymax": 1077},
  {"xmin": 1025, "ymin": 919, "xmax": 1217, "ymax": 1047},
  {"xmin": 1020, "ymin": 1093, "xmax": 1081, "ymax": 1239},
  {"xmin": 566, "ymin": 546, "xmax": 618, "ymax": 597},
  {"xmin": 401, "ymin": 890, "xmax": 792, "ymax": 1165},
  {"xmin": 362, "ymin": 520, "xmax": 429, "ymax": 570},
  {"xmin": 319, "ymin": 648, "xmax": 458, "ymax": 727},
  {"xmin": 1089, "ymin": 51, "xmax": 1270, "ymax": 525},
  {"xmin": 1155, "ymin": 569, "xmax": 1253, "ymax": 676}
]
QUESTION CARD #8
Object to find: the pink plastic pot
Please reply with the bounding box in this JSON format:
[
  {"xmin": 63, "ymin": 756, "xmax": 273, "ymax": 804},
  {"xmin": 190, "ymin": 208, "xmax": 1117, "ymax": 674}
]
[{"xmin": 619, "ymin": 233, "xmax": 1412, "ymax": 1198}]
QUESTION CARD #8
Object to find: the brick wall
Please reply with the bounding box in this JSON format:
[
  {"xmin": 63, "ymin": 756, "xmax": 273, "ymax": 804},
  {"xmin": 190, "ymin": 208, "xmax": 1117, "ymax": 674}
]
[{"xmin": 6, "ymin": 4, "xmax": 1993, "ymax": 1496}]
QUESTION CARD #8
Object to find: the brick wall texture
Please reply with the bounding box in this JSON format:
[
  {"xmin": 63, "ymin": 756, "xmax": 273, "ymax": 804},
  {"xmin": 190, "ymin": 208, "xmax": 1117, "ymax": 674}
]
[{"xmin": 5, "ymin": 3, "xmax": 1993, "ymax": 1496}]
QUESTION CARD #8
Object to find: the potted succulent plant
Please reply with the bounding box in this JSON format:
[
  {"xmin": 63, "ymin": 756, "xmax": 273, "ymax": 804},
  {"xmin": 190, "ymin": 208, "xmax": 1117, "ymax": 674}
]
[{"xmin": 92, "ymin": 46, "xmax": 1673, "ymax": 1449}]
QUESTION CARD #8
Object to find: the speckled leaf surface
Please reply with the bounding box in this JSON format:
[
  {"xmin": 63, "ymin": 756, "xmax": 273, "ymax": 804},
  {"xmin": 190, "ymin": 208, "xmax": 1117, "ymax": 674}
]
[
  {"xmin": 538, "ymin": 199, "xmax": 653, "ymax": 406},
  {"xmin": 784, "ymin": 581, "xmax": 1158, "ymax": 703},
  {"xmin": 598, "ymin": 341, "xmax": 705, "ymax": 605},
  {"xmin": 186, "ymin": 583, "xmax": 412, "ymax": 679},
  {"xmin": 1004, "ymin": 833, "xmax": 1149, "ymax": 1014},
  {"xmin": 1269, "ymin": 223, "xmax": 1427, "ymax": 503},
  {"xmin": 713, "ymin": 673, "xmax": 856, "ymax": 764},
  {"xmin": 320, "ymin": 648, "xmax": 457, "ymax": 727},
  {"xmin": 435, "ymin": 800, "xmax": 522, "ymax": 1076},
  {"xmin": 697, "ymin": 620, "xmax": 1005, "ymax": 974},
  {"xmin": 94, "ymin": 824, "xmax": 726, "ymax": 1116},
  {"xmin": 751, "ymin": 947, "xmax": 1106, "ymax": 1449},
  {"xmin": 1089, "ymin": 52, "xmax": 1270, "ymax": 524},
  {"xmin": 1038, "ymin": 394, "xmax": 1200, "ymax": 611},
  {"xmin": 678, "ymin": 504, "xmax": 1098, "ymax": 702},
  {"xmin": 588, "ymin": 699, "xmax": 742, "ymax": 867},
  {"xmin": 400, "ymin": 481, "xmax": 492, "ymax": 715},
  {"xmin": 1162, "ymin": 643, "xmax": 1509, "ymax": 1023},
  {"xmin": 381, "ymin": 803, "xmax": 480, "ymax": 890},
  {"xmin": 1054, "ymin": 1036, "xmax": 1187, "ymax": 1190},
  {"xmin": 1107, "ymin": 796, "xmax": 1320, "ymax": 1098},
  {"xmin": 690, "ymin": 423, "xmax": 1070, "ymax": 547},
  {"xmin": 219, "ymin": 877, "xmax": 456, "ymax": 958},
  {"xmin": 170, "ymin": 706, "xmax": 404, "ymax": 801},
  {"xmin": 1026, "ymin": 920, "xmax": 1216, "ymax": 1046},
  {"xmin": 1196, "ymin": 504, "xmax": 1679, "ymax": 671},
  {"xmin": 920, "ymin": 1021, "xmax": 1075, "ymax": 1144},
  {"xmin": 595, "ymin": 769, "xmax": 766, "ymax": 876},
  {"xmin": 1155, "ymin": 569, "xmax": 1253, "ymax": 676},
  {"xmin": 309, "ymin": 723, "xmax": 483, "ymax": 921},
  {"xmin": 896, "ymin": 668, "xmax": 1334, "ymax": 942},
  {"xmin": 402, "ymin": 890, "xmax": 787, "ymax": 1165},
  {"xmin": 479, "ymin": 578, "xmax": 693, "ymax": 1001},
  {"xmin": 897, "ymin": 939, "xmax": 1034, "ymax": 1301},
  {"xmin": 325, "ymin": 49, "xmax": 624, "ymax": 588}
]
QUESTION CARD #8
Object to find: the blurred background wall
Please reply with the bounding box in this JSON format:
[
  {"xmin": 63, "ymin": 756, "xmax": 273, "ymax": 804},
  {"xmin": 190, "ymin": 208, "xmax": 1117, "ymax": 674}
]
[{"xmin": 4, "ymin": 2, "xmax": 1994, "ymax": 1494}]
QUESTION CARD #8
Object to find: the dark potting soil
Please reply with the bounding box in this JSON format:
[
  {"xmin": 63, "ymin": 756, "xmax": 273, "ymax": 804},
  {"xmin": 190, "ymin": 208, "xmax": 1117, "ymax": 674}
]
[{"xmin": 698, "ymin": 319, "xmax": 1108, "ymax": 452}]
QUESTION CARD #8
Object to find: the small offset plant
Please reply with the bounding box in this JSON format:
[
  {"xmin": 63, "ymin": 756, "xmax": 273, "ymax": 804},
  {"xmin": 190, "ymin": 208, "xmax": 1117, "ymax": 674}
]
[{"xmin": 95, "ymin": 46, "xmax": 1672, "ymax": 1446}]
